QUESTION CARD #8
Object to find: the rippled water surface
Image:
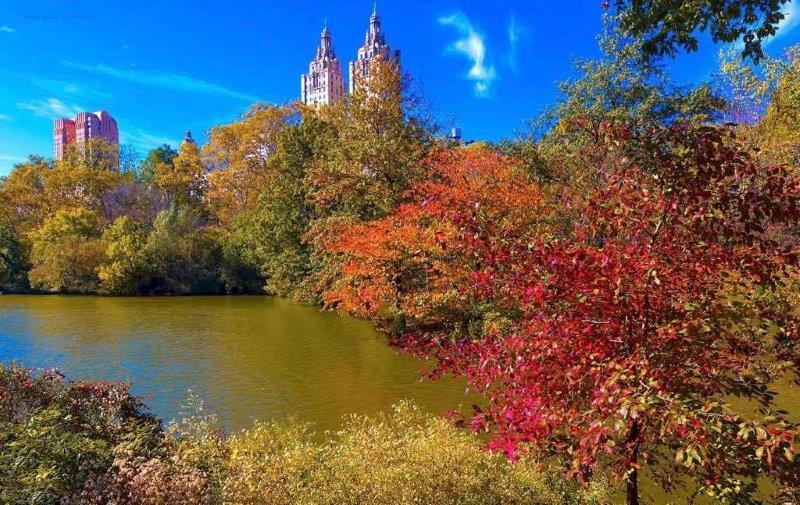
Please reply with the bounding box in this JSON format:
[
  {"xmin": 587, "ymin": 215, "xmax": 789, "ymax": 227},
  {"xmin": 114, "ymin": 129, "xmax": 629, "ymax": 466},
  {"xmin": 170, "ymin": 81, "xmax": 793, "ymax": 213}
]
[{"xmin": 0, "ymin": 295, "xmax": 470, "ymax": 431}]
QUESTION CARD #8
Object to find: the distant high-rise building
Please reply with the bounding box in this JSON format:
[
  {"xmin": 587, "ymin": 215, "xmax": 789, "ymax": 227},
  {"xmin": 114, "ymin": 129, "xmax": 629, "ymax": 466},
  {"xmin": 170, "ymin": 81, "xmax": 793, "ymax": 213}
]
[
  {"xmin": 53, "ymin": 110, "xmax": 119, "ymax": 161},
  {"xmin": 348, "ymin": 3, "xmax": 400, "ymax": 93},
  {"xmin": 301, "ymin": 22, "xmax": 346, "ymax": 106},
  {"xmin": 182, "ymin": 129, "xmax": 196, "ymax": 146}
]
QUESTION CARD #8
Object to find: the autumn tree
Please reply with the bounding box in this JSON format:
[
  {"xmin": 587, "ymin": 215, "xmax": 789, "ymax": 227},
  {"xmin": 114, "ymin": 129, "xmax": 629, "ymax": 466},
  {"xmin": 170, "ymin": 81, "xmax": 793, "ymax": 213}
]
[
  {"xmin": 139, "ymin": 144, "xmax": 178, "ymax": 184},
  {"xmin": 204, "ymin": 104, "xmax": 295, "ymax": 225},
  {"xmin": 305, "ymin": 57, "xmax": 433, "ymax": 300},
  {"xmin": 761, "ymin": 46, "xmax": 800, "ymax": 160},
  {"xmin": 324, "ymin": 146, "xmax": 552, "ymax": 337},
  {"xmin": 329, "ymin": 125, "xmax": 800, "ymax": 504},
  {"xmin": 154, "ymin": 140, "xmax": 207, "ymax": 208}
]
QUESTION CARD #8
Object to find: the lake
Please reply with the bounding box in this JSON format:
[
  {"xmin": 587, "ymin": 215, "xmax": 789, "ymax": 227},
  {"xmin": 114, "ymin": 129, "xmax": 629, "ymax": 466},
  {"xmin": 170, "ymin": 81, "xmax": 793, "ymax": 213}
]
[{"xmin": 0, "ymin": 295, "xmax": 470, "ymax": 432}]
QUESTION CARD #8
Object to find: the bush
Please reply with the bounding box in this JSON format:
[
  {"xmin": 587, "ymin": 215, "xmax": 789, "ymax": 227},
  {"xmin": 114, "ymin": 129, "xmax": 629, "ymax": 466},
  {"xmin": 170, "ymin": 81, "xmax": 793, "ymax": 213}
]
[
  {"xmin": 1, "ymin": 365, "xmax": 611, "ymax": 504},
  {"xmin": 0, "ymin": 364, "xmax": 161, "ymax": 504},
  {"xmin": 221, "ymin": 402, "xmax": 610, "ymax": 505}
]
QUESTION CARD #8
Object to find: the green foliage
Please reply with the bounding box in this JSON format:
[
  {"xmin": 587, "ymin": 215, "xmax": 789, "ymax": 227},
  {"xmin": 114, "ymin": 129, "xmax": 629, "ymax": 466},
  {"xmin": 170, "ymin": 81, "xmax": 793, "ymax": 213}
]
[
  {"xmin": 28, "ymin": 207, "xmax": 104, "ymax": 293},
  {"xmin": 139, "ymin": 144, "xmax": 178, "ymax": 184},
  {"xmin": 614, "ymin": 0, "xmax": 791, "ymax": 61},
  {"xmin": 144, "ymin": 206, "xmax": 223, "ymax": 295},
  {"xmin": 0, "ymin": 221, "xmax": 24, "ymax": 291},
  {"xmin": 97, "ymin": 216, "xmax": 150, "ymax": 295},
  {"xmin": 244, "ymin": 118, "xmax": 329, "ymax": 298},
  {"xmin": 535, "ymin": 16, "xmax": 723, "ymax": 137}
]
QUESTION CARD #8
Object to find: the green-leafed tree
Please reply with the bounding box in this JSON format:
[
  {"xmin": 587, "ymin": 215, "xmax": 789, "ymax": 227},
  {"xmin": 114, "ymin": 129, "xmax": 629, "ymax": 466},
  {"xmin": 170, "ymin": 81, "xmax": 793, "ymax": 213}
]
[
  {"xmin": 28, "ymin": 207, "xmax": 104, "ymax": 293},
  {"xmin": 504, "ymin": 16, "xmax": 724, "ymax": 188},
  {"xmin": 242, "ymin": 115, "xmax": 333, "ymax": 298},
  {"xmin": 139, "ymin": 144, "xmax": 178, "ymax": 184},
  {"xmin": 97, "ymin": 215, "xmax": 151, "ymax": 295},
  {"xmin": 0, "ymin": 222, "xmax": 23, "ymax": 292},
  {"xmin": 614, "ymin": 0, "xmax": 791, "ymax": 61},
  {"xmin": 144, "ymin": 206, "xmax": 222, "ymax": 294}
]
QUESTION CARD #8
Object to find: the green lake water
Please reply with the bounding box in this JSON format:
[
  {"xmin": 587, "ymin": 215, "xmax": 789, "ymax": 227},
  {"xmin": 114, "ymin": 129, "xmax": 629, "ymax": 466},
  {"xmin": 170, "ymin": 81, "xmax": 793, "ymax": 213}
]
[{"xmin": 0, "ymin": 295, "xmax": 470, "ymax": 432}]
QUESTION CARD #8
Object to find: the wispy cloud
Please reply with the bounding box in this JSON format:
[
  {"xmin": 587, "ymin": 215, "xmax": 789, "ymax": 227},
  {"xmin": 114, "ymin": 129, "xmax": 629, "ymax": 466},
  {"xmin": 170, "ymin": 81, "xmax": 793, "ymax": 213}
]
[
  {"xmin": 17, "ymin": 97, "xmax": 84, "ymax": 119},
  {"xmin": 62, "ymin": 61, "xmax": 258, "ymax": 102},
  {"xmin": 30, "ymin": 77, "xmax": 113, "ymax": 101},
  {"xmin": 120, "ymin": 127, "xmax": 177, "ymax": 152},
  {"xmin": 0, "ymin": 114, "xmax": 11, "ymax": 121},
  {"xmin": 507, "ymin": 15, "xmax": 524, "ymax": 72},
  {"xmin": 0, "ymin": 26, "xmax": 15, "ymax": 33},
  {"xmin": 439, "ymin": 12, "xmax": 497, "ymax": 97}
]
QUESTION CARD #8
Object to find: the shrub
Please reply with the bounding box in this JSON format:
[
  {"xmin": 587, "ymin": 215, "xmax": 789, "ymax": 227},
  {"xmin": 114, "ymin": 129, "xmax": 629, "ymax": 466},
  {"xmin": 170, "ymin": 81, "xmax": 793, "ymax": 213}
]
[
  {"xmin": 222, "ymin": 402, "xmax": 611, "ymax": 505},
  {"xmin": 0, "ymin": 364, "xmax": 161, "ymax": 504}
]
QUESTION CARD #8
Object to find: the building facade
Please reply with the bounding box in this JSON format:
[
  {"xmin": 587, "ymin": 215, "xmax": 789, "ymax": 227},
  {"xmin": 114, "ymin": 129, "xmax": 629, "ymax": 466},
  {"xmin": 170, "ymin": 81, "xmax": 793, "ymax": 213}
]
[
  {"xmin": 53, "ymin": 111, "xmax": 119, "ymax": 161},
  {"xmin": 348, "ymin": 5, "xmax": 400, "ymax": 93},
  {"xmin": 301, "ymin": 23, "xmax": 346, "ymax": 106}
]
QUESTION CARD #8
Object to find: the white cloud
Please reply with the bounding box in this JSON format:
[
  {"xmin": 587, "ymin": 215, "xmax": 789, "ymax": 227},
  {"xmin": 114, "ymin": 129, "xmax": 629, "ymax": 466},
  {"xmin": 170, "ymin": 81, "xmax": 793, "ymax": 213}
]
[
  {"xmin": 0, "ymin": 26, "xmax": 15, "ymax": 33},
  {"xmin": 439, "ymin": 12, "xmax": 497, "ymax": 97},
  {"xmin": 0, "ymin": 114, "xmax": 11, "ymax": 121},
  {"xmin": 63, "ymin": 61, "xmax": 259, "ymax": 102},
  {"xmin": 17, "ymin": 98, "xmax": 84, "ymax": 119}
]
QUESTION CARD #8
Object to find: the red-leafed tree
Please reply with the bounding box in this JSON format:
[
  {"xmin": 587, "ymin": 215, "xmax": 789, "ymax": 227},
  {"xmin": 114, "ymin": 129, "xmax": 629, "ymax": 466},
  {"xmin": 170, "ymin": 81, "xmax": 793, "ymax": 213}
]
[{"xmin": 326, "ymin": 126, "xmax": 800, "ymax": 504}]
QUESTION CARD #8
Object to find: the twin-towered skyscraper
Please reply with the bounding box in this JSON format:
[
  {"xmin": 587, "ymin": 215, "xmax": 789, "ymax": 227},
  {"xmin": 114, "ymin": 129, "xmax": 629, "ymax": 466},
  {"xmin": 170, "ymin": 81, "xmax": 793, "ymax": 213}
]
[{"xmin": 301, "ymin": 5, "xmax": 400, "ymax": 106}]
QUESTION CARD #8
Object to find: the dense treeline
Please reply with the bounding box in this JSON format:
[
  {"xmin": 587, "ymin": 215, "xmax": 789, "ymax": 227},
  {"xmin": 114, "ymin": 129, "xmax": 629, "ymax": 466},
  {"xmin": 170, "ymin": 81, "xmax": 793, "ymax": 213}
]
[{"xmin": 2, "ymin": 13, "xmax": 800, "ymax": 504}]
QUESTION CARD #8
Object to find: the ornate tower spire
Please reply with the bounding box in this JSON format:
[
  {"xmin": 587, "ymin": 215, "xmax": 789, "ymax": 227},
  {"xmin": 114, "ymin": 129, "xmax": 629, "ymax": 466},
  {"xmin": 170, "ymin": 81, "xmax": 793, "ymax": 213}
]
[
  {"xmin": 301, "ymin": 21, "xmax": 346, "ymax": 106},
  {"xmin": 349, "ymin": 3, "xmax": 400, "ymax": 93}
]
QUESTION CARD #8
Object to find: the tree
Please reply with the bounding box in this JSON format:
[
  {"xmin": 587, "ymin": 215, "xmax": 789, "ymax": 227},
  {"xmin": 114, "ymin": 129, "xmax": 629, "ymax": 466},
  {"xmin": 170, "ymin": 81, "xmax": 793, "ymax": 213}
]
[
  {"xmin": 97, "ymin": 216, "xmax": 150, "ymax": 295},
  {"xmin": 540, "ymin": 16, "xmax": 723, "ymax": 135},
  {"xmin": 154, "ymin": 141, "xmax": 207, "ymax": 208},
  {"xmin": 613, "ymin": 0, "xmax": 791, "ymax": 61},
  {"xmin": 761, "ymin": 47, "xmax": 800, "ymax": 151},
  {"xmin": 505, "ymin": 16, "xmax": 723, "ymax": 187},
  {"xmin": 204, "ymin": 104, "xmax": 295, "ymax": 225},
  {"xmin": 241, "ymin": 116, "xmax": 332, "ymax": 298},
  {"xmin": 324, "ymin": 146, "xmax": 552, "ymax": 338},
  {"xmin": 329, "ymin": 125, "xmax": 800, "ymax": 504},
  {"xmin": 144, "ymin": 206, "xmax": 222, "ymax": 294},
  {"xmin": 0, "ymin": 222, "xmax": 23, "ymax": 292},
  {"xmin": 305, "ymin": 56, "xmax": 433, "ymax": 300},
  {"xmin": 46, "ymin": 141, "xmax": 125, "ymax": 213},
  {"xmin": 714, "ymin": 46, "xmax": 789, "ymax": 124},
  {"xmin": 28, "ymin": 207, "xmax": 105, "ymax": 293},
  {"xmin": 139, "ymin": 144, "xmax": 178, "ymax": 184}
]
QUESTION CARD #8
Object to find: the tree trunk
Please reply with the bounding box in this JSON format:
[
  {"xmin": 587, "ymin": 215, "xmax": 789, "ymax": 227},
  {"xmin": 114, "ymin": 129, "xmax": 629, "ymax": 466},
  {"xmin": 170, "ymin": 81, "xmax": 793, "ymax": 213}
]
[
  {"xmin": 626, "ymin": 466, "xmax": 639, "ymax": 505},
  {"xmin": 626, "ymin": 420, "xmax": 642, "ymax": 505}
]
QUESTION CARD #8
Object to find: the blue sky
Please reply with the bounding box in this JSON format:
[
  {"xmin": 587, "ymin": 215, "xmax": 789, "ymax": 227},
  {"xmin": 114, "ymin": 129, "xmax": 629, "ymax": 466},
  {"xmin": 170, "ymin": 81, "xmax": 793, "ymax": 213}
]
[{"xmin": 1, "ymin": 0, "xmax": 799, "ymax": 175}]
